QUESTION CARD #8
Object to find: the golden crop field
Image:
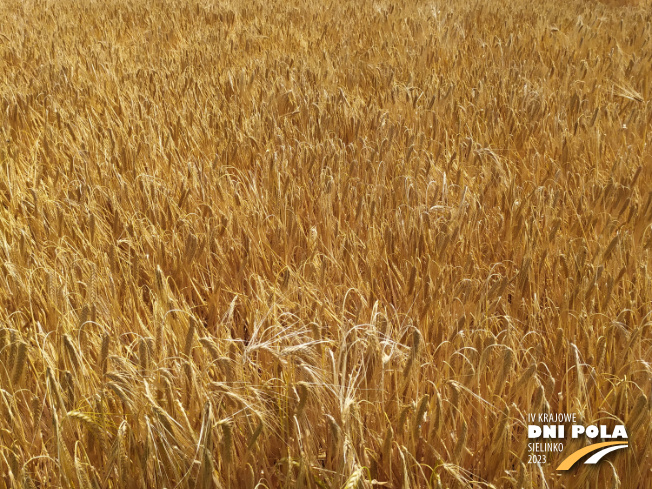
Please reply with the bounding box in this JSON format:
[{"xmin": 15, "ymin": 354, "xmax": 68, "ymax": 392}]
[{"xmin": 0, "ymin": 0, "xmax": 651, "ymax": 487}]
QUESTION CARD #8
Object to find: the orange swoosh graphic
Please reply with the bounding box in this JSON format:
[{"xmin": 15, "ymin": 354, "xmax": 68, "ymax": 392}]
[{"xmin": 556, "ymin": 442, "xmax": 628, "ymax": 471}]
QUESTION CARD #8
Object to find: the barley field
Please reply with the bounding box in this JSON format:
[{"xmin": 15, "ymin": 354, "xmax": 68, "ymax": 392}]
[{"xmin": 0, "ymin": 0, "xmax": 651, "ymax": 487}]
